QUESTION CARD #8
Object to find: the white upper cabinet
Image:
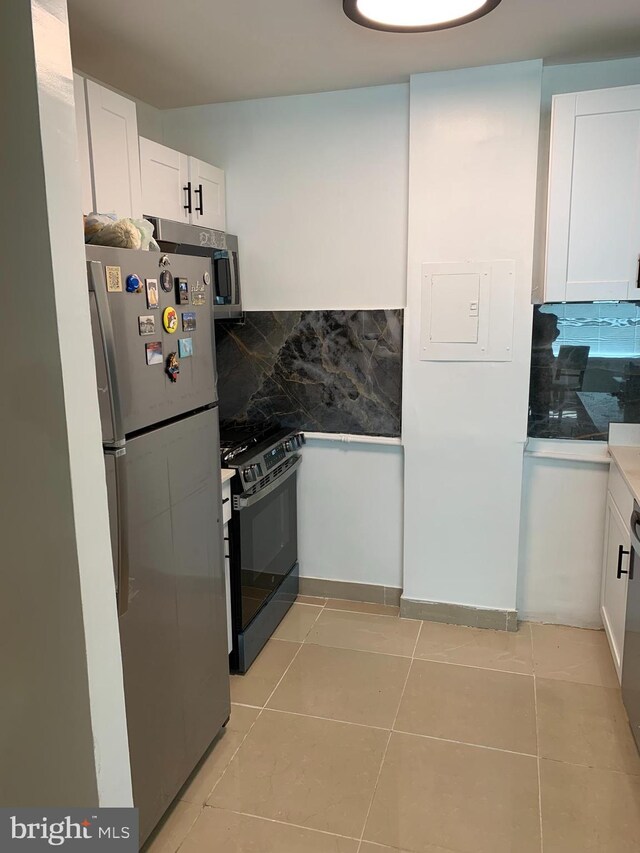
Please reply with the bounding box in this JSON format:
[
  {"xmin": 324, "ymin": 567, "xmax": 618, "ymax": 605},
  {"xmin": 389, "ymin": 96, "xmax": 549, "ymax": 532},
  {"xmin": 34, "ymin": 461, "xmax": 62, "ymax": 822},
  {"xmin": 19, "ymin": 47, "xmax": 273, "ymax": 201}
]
[
  {"xmin": 73, "ymin": 74, "xmax": 94, "ymax": 215},
  {"xmin": 140, "ymin": 137, "xmax": 189, "ymax": 223},
  {"xmin": 188, "ymin": 157, "xmax": 226, "ymax": 231},
  {"xmin": 140, "ymin": 138, "xmax": 226, "ymax": 231},
  {"xmin": 85, "ymin": 80, "xmax": 142, "ymax": 220},
  {"xmin": 544, "ymin": 84, "xmax": 640, "ymax": 302}
]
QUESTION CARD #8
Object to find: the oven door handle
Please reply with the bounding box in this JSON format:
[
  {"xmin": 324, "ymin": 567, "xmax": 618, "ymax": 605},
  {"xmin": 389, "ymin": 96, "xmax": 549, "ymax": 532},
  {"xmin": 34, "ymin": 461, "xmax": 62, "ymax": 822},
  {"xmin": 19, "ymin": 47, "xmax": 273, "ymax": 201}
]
[{"xmin": 234, "ymin": 455, "xmax": 301, "ymax": 510}]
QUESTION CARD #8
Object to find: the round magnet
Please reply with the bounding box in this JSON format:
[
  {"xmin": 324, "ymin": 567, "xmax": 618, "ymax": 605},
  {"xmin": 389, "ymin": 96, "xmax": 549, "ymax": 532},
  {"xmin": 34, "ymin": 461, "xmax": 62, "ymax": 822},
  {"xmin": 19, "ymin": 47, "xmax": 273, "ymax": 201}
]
[
  {"xmin": 203, "ymin": 271, "xmax": 211, "ymax": 286},
  {"xmin": 160, "ymin": 270, "xmax": 173, "ymax": 293},
  {"xmin": 163, "ymin": 306, "xmax": 178, "ymax": 334},
  {"xmin": 126, "ymin": 274, "xmax": 142, "ymax": 293}
]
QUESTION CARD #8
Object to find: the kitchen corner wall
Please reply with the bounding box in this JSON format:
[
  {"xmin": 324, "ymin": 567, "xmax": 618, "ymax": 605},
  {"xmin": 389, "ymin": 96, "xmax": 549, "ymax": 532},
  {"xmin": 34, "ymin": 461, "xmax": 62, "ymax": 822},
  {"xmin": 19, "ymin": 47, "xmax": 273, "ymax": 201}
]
[
  {"xmin": 162, "ymin": 85, "xmax": 409, "ymax": 588},
  {"xmin": 403, "ymin": 61, "xmax": 543, "ymax": 614}
]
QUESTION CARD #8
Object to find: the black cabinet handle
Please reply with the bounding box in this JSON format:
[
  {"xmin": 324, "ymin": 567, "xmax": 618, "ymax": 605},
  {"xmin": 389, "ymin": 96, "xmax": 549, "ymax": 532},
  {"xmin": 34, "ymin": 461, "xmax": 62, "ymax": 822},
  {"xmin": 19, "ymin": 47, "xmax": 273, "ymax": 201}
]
[
  {"xmin": 195, "ymin": 184, "xmax": 204, "ymax": 215},
  {"xmin": 184, "ymin": 181, "xmax": 192, "ymax": 214},
  {"xmin": 617, "ymin": 544, "xmax": 631, "ymax": 579},
  {"xmin": 222, "ymin": 497, "xmax": 229, "ymax": 505}
]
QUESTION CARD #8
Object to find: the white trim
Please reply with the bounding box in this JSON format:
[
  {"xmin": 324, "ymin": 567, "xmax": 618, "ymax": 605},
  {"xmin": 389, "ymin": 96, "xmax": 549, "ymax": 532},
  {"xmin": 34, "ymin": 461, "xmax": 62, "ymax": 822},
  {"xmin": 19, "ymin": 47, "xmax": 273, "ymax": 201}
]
[
  {"xmin": 524, "ymin": 437, "xmax": 610, "ymax": 464},
  {"xmin": 304, "ymin": 432, "xmax": 402, "ymax": 447}
]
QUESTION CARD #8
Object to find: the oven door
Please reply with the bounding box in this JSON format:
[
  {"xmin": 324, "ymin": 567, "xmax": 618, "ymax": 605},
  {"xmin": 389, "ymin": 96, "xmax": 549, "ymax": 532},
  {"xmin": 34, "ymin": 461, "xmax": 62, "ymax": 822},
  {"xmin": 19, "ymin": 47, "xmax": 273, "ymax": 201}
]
[{"xmin": 235, "ymin": 456, "xmax": 300, "ymax": 629}]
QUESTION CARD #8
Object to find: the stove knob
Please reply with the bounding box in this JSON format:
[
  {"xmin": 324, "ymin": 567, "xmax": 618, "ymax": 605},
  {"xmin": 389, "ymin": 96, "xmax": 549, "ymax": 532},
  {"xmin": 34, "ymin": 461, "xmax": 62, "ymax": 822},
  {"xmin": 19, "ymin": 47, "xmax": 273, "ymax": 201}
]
[
  {"xmin": 295, "ymin": 433, "xmax": 305, "ymax": 447},
  {"xmin": 244, "ymin": 464, "xmax": 259, "ymax": 483},
  {"xmin": 284, "ymin": 440, "xmax": 295, "ymax": 453}
]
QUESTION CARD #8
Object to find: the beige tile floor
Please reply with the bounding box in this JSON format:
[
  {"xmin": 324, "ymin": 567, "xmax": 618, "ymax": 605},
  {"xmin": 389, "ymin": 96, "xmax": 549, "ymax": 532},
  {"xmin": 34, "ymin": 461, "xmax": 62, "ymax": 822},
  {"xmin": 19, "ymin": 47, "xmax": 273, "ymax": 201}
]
[{"xmin": 144, "ymin": 598, "xmax": 640, "ymax": 853}]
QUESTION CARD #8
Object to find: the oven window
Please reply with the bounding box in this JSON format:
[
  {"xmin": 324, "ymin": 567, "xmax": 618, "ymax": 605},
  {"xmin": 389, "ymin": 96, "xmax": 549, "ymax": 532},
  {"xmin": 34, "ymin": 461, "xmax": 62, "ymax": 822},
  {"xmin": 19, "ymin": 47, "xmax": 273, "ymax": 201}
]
[
  {"xmin": 251, "ymin": 492, "xmax": 291, "ymax": 576},
  {"xmin": 239, "ymin": 472, "xmax": 298, "ymax": 628}
]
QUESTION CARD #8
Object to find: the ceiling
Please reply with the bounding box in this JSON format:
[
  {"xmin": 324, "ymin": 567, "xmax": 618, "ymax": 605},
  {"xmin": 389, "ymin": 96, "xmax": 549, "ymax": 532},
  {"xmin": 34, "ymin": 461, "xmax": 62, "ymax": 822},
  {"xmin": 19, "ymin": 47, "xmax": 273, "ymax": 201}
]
[{"xmin": 67, "ymin": 0, "xmax": 640, "ymax": 109}]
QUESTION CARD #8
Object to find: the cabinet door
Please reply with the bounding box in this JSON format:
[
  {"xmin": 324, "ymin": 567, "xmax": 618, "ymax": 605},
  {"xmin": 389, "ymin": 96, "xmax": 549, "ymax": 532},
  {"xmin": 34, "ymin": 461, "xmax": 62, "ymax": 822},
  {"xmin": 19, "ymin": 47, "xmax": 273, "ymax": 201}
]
[
  {"xmin": 139, "ymin": 137, "xmax": 189, "ymax": 223},
  {"xmin": 86, "ymin": 80, "xmax": 142, "ymax": 219},
  {"xmin": 73, "ymin": 74, "xmax": 94, "ymax": 215},
  {"xmin": 545, "ymin": 85, "xmax": 640, "ymax": 302},
  {"xmin": 601, "ymin": 493, "xmax": 630, "ymax": 681},
  {"xmin": 188, "ymin": 157, "xmax": 226, "ymax": 231}
]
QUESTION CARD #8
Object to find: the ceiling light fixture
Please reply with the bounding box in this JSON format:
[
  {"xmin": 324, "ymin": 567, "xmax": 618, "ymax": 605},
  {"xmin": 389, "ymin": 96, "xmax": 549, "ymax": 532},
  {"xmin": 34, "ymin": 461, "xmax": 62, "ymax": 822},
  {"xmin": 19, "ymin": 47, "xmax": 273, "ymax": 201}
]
[{"xmin": 343, "ymin": 0, "xmax": 503, "ymax": 32}]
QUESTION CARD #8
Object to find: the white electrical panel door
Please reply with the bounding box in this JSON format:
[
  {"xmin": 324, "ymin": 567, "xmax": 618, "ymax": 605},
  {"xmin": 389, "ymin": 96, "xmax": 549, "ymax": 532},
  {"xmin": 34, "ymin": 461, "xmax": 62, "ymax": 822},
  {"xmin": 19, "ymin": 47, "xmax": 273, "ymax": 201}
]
[
  {"xmin": 86, "ymin": 80, "xmax": 142, "ymax": 220},
  {"xmin": 545, "ymin": 85, "xmax": 640, "ymax": 302},
  {"xmin": 140, "ymin": 137, "xmax": 189, "ymax": 223},
  {"xmin": 188, "ymin": 158, "xmax": 226, "ymax": 231},
  {"xmin": 420, "ymin": 261, "xmax": 515, "ymax": 362},
  {"xmin": 430, "ymin": 274, "xmax": 481, "ymax": 344}
]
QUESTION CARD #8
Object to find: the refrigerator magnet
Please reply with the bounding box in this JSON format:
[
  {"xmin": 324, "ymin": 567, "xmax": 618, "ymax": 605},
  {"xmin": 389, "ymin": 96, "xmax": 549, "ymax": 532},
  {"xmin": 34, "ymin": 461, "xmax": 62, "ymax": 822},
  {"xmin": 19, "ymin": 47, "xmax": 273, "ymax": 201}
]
[
  {"xmin": 166, "ymin": 352, "xmax": 180, "ymax": 382},
  {"xmin": 138, "ymin": 315, "xmax": 156, "ymax": 336},
  {"xmin": 160, "ymin": 269, "xmax": 173, "ymax": 293},
  {"xmin": 191, "ymin": 293, "xmax": 206, "ymax": 306},
  {"xmin": 105, "ymin": 265, "xmax": 123, "ymax": 292},
  {"xmin": 175, "ymin": 278, "xmax": 189, "ymax": 305},
  {"xmin": 145, "ymin": 278, "xmax": 159, "ymax": 309},
  {"xmin": 126, "ymin": 273, "xmax": 143, "ymax": 293},
  {"xmin": 145, "ymin": 341, "xmax": 163, "ymax": 366},
  {"xmin": 178, "ymin": 337, "xmax": 193, "ymax": 358},
  {"xmin": 182, "ymin": 312, "xmax": 196, "ymax": 332},
  {"xmin": 163, "ymin": 306, "xmax": 178, "ymax": 334}
]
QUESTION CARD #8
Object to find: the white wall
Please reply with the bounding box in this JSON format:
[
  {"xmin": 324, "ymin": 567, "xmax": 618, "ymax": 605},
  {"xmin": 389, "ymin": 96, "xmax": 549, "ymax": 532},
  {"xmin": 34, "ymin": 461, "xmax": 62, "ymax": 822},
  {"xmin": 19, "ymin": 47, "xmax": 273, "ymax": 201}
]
[
  {"xmin": 518, "ymin": 452, "xmax": 609, "ymax": 627},
  {"xmin": 298, "ymin": 441, "xmax": 403, "ymax": 587},
  {"xmin": 0, "ymin": 0, "xmax": 132, "ymax": 806},
  {"xmin": 403, "ymin": 61, "xmax": 542, "ymax": 613},
  {"xmin": 162, "ymin": 84, "xmax": 409, "ymax": 311},
  {"xmin": 161, "ymin": 85, "xmax": 409, "ymax": 590}
]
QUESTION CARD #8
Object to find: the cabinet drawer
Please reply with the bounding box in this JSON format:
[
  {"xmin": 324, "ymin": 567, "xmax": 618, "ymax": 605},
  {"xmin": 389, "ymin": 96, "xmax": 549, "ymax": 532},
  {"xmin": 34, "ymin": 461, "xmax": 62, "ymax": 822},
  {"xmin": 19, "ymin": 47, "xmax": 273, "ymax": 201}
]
[
  {"xmin": 608, "ymin": 460, "xmax": 634, "ymax": 525},
  {"xmin": 222, "ymin": 480, "xmax": 232, "ymax": 526}
]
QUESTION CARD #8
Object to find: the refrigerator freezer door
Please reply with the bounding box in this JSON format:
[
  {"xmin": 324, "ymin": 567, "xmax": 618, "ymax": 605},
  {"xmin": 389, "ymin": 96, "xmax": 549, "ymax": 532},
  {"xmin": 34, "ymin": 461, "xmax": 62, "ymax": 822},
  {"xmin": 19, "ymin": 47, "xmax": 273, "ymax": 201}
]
[
  {"xmin": 118, "ymin": 407, "xmax": 229, "ymax": 844},
  {"xmin": 87, "ymin": 247, "xmax": 217, "ymax": 442}
]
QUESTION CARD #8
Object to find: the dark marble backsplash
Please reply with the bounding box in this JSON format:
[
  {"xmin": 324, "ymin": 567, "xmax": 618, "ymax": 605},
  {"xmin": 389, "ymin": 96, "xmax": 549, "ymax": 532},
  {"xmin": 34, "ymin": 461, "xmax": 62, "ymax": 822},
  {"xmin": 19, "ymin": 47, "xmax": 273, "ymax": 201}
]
[{"xmin": 215, "ymin": 310, "xmax": 403, "ymax": 437}]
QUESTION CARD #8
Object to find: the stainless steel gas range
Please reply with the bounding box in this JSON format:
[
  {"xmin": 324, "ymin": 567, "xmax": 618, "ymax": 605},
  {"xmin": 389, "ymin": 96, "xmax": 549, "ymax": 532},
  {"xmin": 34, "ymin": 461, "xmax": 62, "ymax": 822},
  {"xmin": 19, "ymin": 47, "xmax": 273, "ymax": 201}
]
[{"xmin": 220, "ymin": 424, "xmax": 305, "ymax": 672}]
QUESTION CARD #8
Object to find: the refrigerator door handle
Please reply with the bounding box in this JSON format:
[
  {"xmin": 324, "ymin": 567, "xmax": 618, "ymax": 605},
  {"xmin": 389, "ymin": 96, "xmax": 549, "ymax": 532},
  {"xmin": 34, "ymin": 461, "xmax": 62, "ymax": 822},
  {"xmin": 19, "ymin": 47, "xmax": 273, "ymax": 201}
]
[
  {"xmin": 88, "ymin": 260, "xmax": 125, "ymax": 446},
  {"xmin": 106, "ymin": 447, "xmax": 130, "ymax": 616}
]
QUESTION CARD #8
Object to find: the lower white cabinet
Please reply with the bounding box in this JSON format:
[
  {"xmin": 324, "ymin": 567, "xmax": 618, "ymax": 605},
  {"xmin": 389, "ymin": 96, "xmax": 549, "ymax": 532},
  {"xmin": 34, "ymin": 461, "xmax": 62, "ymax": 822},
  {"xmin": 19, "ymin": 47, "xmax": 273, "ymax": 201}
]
[
  {"xmin": 223, "ymin": 522, "xmax": 233, "ymax": 654},
  {"xmin": 601, "ymin": 479, "xmax": 631, "ymax": 681},
  {"xmin": 222, "ymin": 479, "xmax": 233, "ymax": 654}
]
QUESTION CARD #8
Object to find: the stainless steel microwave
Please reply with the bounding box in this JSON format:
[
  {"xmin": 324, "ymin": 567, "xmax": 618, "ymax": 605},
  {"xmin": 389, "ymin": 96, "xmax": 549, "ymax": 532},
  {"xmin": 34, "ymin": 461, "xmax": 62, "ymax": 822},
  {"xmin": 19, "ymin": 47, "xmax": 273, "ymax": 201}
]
[{"xmin": 148, "ymin": 217, "xmax": 242, "ymax": 320}]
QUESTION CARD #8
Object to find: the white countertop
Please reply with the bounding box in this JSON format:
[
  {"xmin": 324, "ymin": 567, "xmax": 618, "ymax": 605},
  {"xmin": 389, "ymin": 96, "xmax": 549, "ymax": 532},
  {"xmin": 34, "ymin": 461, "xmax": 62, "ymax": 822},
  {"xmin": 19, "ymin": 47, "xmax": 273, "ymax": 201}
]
[
  {"xmin": 221, "ymin": 468, "xmax": 235, "ymax": 485},
  {"xmin": 609, "ymin": 445, "xmax": 640, "ymax": 503}
]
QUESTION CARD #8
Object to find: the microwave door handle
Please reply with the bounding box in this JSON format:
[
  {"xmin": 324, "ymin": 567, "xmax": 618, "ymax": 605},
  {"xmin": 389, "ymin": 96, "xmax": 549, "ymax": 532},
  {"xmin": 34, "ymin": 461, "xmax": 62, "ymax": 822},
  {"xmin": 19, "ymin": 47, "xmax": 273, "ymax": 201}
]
[
  {"xmin": 229, "ymin": 250, "xmax": 238, "ymax": 305},
  {"xmin": 88, "ymin": 261, "xmax": 125, "ymax": 446},
  {"xmin": 105, "ymin": 447, "xmax": 130, "ymax": 616}
]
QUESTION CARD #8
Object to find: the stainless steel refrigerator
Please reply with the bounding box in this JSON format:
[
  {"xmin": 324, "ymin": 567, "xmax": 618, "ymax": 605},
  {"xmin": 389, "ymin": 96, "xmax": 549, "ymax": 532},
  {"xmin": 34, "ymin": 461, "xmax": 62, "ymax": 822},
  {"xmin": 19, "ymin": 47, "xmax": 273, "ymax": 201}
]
[{"xmin": 86, "ymin": 246, "xmax": 230, "ymax": 844}]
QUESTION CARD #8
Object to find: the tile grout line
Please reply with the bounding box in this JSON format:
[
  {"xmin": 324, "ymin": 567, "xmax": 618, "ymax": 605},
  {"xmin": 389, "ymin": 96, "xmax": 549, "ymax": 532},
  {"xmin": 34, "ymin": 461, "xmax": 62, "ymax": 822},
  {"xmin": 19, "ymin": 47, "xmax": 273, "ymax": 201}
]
[
  {"xmin": 206, "ymin": 629, "xmax": 311, "ymax": 806},
  {"xmin": 356, "ymin": 620, "xmax": 424, "ymax": 853},
  {"xmin": 201, "ymin": 806, "xmax": 363, "ymax": 845},
  {"xmin": 530, "ymin": 624, "xmax": 545, "ymax": 853}
]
